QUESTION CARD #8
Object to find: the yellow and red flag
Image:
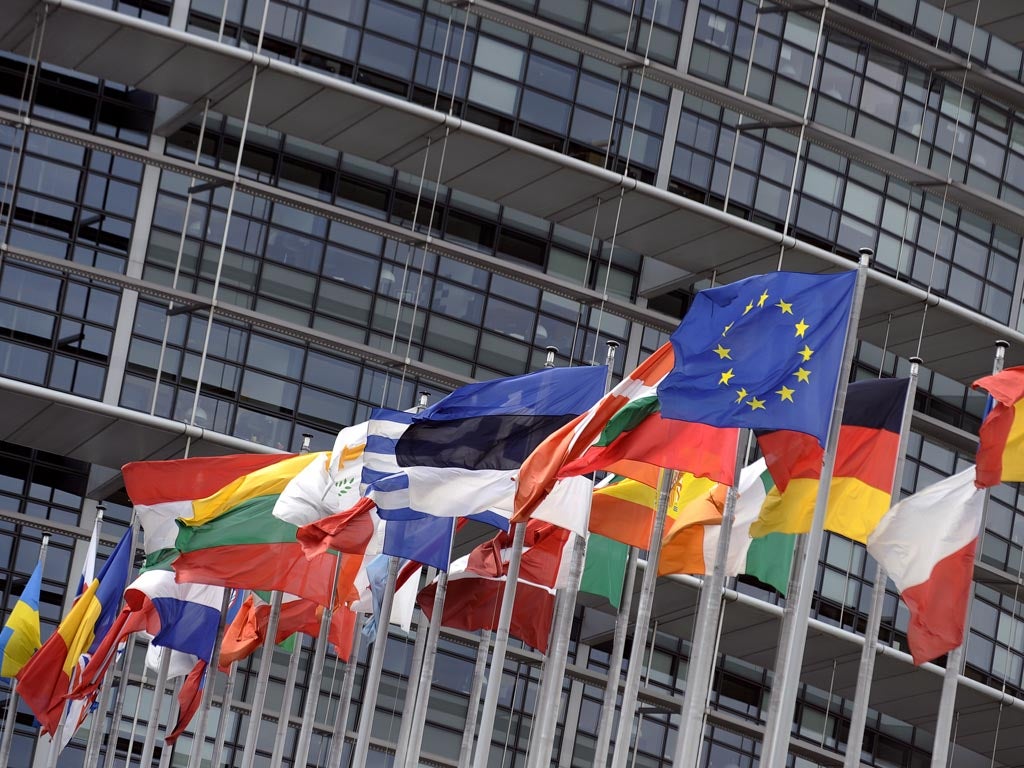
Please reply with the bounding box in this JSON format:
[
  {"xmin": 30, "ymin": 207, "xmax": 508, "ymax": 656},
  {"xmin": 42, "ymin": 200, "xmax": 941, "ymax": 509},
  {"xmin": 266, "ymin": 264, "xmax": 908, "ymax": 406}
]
[{"xmin": 973, "ymin": 366, "xmax": 1024, "ymax": 487}]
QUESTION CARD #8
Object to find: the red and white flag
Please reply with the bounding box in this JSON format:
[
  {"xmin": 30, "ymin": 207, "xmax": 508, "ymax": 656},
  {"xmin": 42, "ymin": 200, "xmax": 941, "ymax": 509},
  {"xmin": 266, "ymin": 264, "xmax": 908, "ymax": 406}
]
[{"xmin": 866, "ymin": 466, "xmax": 984, "ymax": 665}]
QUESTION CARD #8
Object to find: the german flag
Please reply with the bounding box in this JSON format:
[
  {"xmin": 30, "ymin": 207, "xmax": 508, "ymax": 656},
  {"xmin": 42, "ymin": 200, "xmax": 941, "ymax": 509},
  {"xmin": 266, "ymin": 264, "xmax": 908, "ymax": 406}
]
[
  {"xmin": 973, "ymin": 366, "xmax": 1024, "ymax": 488},
  {"xmin": 750, "ymin": 377, "xmax": 909, "ymax": 544}
]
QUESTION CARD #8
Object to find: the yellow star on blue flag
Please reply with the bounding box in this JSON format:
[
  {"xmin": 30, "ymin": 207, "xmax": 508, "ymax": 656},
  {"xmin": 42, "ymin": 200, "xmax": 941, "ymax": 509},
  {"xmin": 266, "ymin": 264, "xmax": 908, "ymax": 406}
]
[{"xmin": 657, "ymin": 270, "xmax": 857, "ymax": 446}]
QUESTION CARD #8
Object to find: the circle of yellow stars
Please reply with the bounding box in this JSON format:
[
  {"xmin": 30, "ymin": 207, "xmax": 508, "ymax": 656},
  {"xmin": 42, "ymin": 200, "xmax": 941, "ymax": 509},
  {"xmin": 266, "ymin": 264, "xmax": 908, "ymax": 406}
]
[{"xmin": 713, "ymin": 288, "xmax": 815, "ymax": 411}]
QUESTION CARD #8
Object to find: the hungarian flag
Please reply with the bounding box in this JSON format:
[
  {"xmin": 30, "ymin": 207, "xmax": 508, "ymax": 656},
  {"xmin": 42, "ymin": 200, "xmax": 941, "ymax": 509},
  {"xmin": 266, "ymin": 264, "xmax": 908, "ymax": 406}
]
[
  {"xmin": 751, "ymin": 377, "xmax": 908, "ymax": 544},
  {"xmin": 514, "ymin": 343, "xmax": 738, "ymax": 524},
  {"xmin": 417, "ymin": 520, "xmax": 572, "ymax": 653},
  {"xmin": 867, "ymin": 466, "xmax": 983, "ymax": 665},
  {"xmin": 659, "ymin": 459, "xmax": 795, "ymax": 594},
  {"xmin": 973, "ymin": 366, "xmax": 1024, "ymax": 487}
]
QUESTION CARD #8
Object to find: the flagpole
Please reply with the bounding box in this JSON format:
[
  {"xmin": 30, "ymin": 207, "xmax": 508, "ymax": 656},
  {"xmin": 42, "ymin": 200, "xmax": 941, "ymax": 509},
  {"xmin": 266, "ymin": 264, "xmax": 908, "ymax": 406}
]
[
  {"xmin": 186, "ymin": 588, "xmax": 233, "ymax": 768},
  {"xmin": 759, "ymin": 250, "xmax": 871, "ymax": 766},
  {"xmin": 458, "ymin": 630, "xmax": 490, "ymax": 768},
  {"xmin": 844, "ymin": 359, "xmax": 920, "ymax": 768},
  {"xmin": 471, "ymin": 520, "xmax": 528, "ymax": 768},
  {"xmin": 0, "ymin": 534, "xmax": 48, "ymax": 766},
  {"xmin": 593, "ymin": 545, "xmax": 638, "ymax": 765},
  {"xmin": 239, "ymin": 589, "xmax": 284, "ymax": 766},
  {"xmin": 353, "ymin": 392, "xmax": 429, "ymax": 767},
  {"xmin": 269, "ymin": 632, "xmax": 304, "ymax": 767},
  {"xmin": 528, "ymin": 341, "xmax": 614, "ymax": 768},
  {"xmin": 99, "ymin": 631, "xmax": 137, "ymax": 768},
  {"xmin": 608, "ymin": 468, "xmax": 674, "ymax": 768},
  {"xmin": 293, "ymin": 555, "xmax": 344, "ymax": 767},
  {"xmin": 930, "ymin": 340, "xmax": 1007, "ymax": 766},
  {"xmin": 83, "ymin": 647, "xmax": 117, "ymax": 765},
  {"xmin": 405, "ymin": 559, "xmax": 454, "ymax": 767},
  {"xmin": 527, "ymin": 531, "xmax": 586, "ymax": 768},
  {"xmin": 394, "ymin": 568, "xmax": 434, "ymax": 768},
  {"xmin": 325, "ymin": 613, "xmax": 364, "ymax": 767},
  {"xmin": 351, "ymin": 554, "xmax": 400, "ymax": 767},
  {"xmin": 116, "ymin": 651, "xmax": 147, "ymax": 768},
  {"xmin": 138, "ymin": 646, "xmax": 172, "ymax": 768},
  {"xmin": 157, "ymin": 679, "xmax": 181, "ymax": 768},
  {"xmin": 210, "ymin": 660, "xmax": 238, "ymax": 767},
  {"xmin": 48, "ymin": 506, "xmax": 108, "ymax": 766},
  {"xmin": 673, "ymin": 431, "xmax": 749, "ymax": 767}
]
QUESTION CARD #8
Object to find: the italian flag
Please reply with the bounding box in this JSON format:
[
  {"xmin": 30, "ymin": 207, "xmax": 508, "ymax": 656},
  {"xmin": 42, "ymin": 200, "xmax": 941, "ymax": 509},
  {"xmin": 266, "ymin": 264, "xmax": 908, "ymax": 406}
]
[{"xmin": 514, "ymin": 343, "xmax": 738, "ymax": 522}]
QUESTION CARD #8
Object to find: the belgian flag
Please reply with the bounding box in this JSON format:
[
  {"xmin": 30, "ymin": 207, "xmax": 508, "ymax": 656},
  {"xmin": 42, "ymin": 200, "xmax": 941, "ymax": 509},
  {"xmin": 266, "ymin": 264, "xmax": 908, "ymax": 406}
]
[
  {"xmin": 750, "ymin": 377, "xmax": 909, "ymax": 544},
  {"xmin": 973, "ymin": 366, "xmax": 1024, "ymax": 488}
]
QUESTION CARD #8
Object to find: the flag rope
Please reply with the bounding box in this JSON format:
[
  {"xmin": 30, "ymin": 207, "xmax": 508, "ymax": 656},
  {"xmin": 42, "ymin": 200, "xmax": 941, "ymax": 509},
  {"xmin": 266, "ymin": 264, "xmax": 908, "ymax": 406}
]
[{"xmin": 843, "ymin": 358, "xmax": 920, "ymax": 767}]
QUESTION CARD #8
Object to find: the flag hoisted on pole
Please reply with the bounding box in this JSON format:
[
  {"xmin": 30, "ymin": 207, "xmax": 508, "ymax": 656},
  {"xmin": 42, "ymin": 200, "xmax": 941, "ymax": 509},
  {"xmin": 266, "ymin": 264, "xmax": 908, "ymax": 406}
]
[
  {"xmin": 672, "ymin": 433, "xmax": 749, "ymax": 768},
  {"xmin": 609, "ymin": 468, "xmax": 674, "ymax": 768},
  {"xmin": 844, "ymin": 360, "xmax": 920, "ymax": 767},
  {"xmin": 746, "ymin": 257, "xmax": 867, "ymax": 767},
  {"xmin": 928, "ymin": 340, "xmax": 1010, "ymax": 767},
  {"xmin": 0, "ymin": 534, "xmax": 47, "ymax": 768},
  {"xmin": 527, "ymin": 340, "xmax": 619, "ymax": 768}
]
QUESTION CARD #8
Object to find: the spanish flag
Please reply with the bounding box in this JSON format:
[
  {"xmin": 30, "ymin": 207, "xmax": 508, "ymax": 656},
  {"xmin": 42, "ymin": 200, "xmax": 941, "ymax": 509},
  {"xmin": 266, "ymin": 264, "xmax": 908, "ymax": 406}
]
[
  {"xmin": 751, "ymin": 377, "xmax": 908, "ymax": 544},
  {"xmin": 973, "ymin": 366, "xmax": 1024, "ymax": 488}
]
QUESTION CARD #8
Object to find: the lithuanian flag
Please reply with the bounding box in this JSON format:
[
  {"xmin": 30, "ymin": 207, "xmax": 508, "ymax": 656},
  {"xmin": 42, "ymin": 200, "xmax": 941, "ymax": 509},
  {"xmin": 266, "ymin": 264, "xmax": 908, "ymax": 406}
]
[
  {"xmin": 973, "ymin": 366, "xmax": 1024, "ymax": 487},
  {"xmin": 123, "ymin": 452, "xmax": 365, "ymax": 608},
  {"xmin": 751, "ymin": 377, "xmax": 908, "ymax": 544}
]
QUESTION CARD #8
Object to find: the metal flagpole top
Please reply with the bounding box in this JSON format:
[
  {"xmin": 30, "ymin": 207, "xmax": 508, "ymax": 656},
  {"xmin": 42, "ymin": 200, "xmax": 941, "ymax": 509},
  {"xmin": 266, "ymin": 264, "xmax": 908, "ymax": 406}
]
[
  {"xmin": 300, "ymin": 433, "xmax": 313, "ymax": 454},
  {"xmin": 418, "ymin": 391, "xmax": 431, "ymax": 411},
  {"xmin": 544, "ymin": 346, "xmax": 558, "ymax": 368}
]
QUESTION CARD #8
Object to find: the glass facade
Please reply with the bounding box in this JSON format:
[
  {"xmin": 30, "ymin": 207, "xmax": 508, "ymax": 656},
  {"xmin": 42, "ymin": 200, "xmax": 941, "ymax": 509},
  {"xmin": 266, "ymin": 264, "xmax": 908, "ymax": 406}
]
[{"xmin": 0, "ymin": 0, "xmax": 1021, "ymax": 766}]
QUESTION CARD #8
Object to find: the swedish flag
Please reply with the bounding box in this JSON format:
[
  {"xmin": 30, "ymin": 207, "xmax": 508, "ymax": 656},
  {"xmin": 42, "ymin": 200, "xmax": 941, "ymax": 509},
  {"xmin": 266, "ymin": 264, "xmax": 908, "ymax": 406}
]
[
  {"xmin": 0, "ymin": 560, "xmax": 42, "ymax": 678},
  {"xmin": 658, "ymin": 270, "xmax": 857, "ymax": 447}
]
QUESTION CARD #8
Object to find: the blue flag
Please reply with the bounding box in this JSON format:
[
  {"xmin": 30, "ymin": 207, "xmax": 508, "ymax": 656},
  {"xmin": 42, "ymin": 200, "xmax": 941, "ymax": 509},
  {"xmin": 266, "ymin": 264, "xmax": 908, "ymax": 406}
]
[{"xmin": 658, "ymin": 270, "xmax": 856, "ymax": 447}]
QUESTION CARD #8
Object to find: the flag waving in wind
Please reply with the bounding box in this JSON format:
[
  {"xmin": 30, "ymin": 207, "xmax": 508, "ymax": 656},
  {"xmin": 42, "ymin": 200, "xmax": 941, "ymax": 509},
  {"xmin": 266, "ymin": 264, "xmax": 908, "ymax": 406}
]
[
  {"xmin": 658, "ymin": 270, "xmax": 856, "ymax": 446},
  {"xmin": 0, "ymin": 559, "xmax": 43, "ymax": 678},
  {"xmin": 364, "ymin": 365, "xmax": 606, "ymax": 525},
  {"xmin": 17, "ymin": 528, "xmax": 134, "ymax": 736}
]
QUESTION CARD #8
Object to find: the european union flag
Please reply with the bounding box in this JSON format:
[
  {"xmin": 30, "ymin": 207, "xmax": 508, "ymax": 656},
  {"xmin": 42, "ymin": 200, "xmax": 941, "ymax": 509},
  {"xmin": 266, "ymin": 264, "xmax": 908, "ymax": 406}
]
[{"xmin": 657, "ymin": 270, "xmax": 857, "ymax": 447}]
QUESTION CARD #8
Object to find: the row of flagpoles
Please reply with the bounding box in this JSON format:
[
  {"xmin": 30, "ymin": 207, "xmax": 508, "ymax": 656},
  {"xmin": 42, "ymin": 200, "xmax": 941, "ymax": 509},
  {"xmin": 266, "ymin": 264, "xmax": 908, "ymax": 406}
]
[{"xmin": 0, "ymin": 257, "xmax": 1020, "ymax": 767}]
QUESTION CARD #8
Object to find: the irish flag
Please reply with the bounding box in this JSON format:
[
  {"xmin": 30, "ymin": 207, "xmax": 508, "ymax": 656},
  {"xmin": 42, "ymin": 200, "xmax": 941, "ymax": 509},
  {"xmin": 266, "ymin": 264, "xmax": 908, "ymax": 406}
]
[
  {"xmin": 658, "ymin": 459, "xmax": 795, "ymax": 594},
  {"xmin": 514, "ymin": 343, "xmax": 738, "ymax": 522},
  {"xmin": 867, "ymin": 466, "xmax": 984, "ymax": 665},
  {"xmin": 973, "ymin": 366, "xmax": 1024, "ymax": 487}
]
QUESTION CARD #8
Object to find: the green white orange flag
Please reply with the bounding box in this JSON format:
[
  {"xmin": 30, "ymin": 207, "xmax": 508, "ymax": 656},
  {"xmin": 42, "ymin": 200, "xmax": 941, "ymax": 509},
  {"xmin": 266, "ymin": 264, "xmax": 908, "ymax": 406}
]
[
  {"xmin": 973, "ymin": 366, "xmax": 1024, "ymax": 487},
  {"xmin": 514, "ymin": 343, "xmax": 738, "ymax": 522},
  {"xmin": 658, "ymin": 460, "xmax": 795, "ymax": 594}
]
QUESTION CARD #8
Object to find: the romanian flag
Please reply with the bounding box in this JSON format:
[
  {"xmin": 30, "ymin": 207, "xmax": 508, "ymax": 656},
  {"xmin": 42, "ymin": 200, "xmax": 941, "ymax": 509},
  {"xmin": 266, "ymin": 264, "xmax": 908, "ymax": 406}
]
[
  {"xmin": 751, "ymin": 377, "xmax": 908, "ymax": 544},
  {"xmin": 16, "ymin": 528, "xmax": 134, "ymax": 736},
  {"xmin": 0, "ymin": 560, "xmax": 43, "ymax": 678},
  {"xmin": 515, "ymin": 343, "xmax": 738, "ymax": 523},
  {"xmin": 973, "ymin": 366, "xmax": 1024, "ymax": 487}
]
